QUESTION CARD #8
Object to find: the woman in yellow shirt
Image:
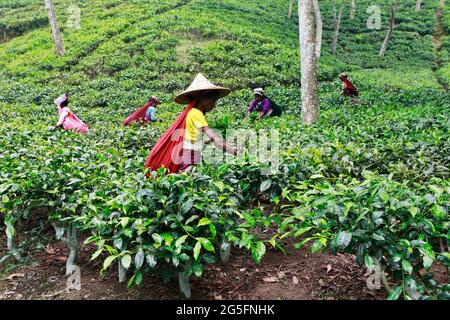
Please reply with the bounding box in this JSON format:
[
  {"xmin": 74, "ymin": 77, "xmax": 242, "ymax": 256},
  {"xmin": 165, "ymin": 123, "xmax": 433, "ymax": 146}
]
[{"xmin": 175, "ymin": 74, "xmax": 239, "ymax": 171}]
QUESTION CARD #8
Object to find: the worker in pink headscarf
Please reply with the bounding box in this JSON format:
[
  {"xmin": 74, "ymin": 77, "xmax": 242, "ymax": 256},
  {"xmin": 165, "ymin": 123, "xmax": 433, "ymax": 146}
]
[{"xmin": 53, "ymin": 93, "xmax": 89, "ymax": 134}]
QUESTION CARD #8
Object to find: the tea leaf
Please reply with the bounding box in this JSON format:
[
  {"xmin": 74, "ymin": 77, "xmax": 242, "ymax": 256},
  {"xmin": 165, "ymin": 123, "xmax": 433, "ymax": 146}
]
[{"xmin": 121, "ymin": 254, "xmax": 132, "ymax": 269}]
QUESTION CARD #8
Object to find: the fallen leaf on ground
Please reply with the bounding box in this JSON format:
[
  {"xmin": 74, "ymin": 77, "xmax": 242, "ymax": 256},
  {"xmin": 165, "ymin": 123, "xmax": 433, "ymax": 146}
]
[
  {"xmin": 263, "ymin": 276, "xmax": 278, "ymax": 283},
  {"xmin": 326, "ymin": 265, "xmax": 332, "ymax": 273},
  {"xmin": 293, "ymin": 275, "xmax": 299, "ymax": 285},
  {"xmin": 7, "ymin": 273, "xmax": 25, "ymax": 280},
  {"xmin": 47, "ymin": 256, "xmax": 67, "ymax": 263},
  {"xmin": 46, "ymin": 245, "xmax": 56, "ymax": 255},
  {"xmin": 54, "ymin": 256, "xmax": 67, "ymax": 263}
]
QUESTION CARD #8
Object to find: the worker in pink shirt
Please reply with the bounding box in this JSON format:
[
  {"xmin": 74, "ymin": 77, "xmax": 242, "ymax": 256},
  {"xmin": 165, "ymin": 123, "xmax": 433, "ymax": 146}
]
[{"xmin": 54, "ymin": 93, "xmax": 89, "ymax": 134}]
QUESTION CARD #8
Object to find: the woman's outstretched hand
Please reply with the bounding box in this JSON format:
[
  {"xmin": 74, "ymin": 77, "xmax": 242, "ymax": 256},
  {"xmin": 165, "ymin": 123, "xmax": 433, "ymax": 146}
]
[
  {"xmin": 204, "ymin": 135, "xmax": 213, "ymax": 145},
  {"xmin": 236, "ymin": 145, "xmax": 244, "ymax": 156}
]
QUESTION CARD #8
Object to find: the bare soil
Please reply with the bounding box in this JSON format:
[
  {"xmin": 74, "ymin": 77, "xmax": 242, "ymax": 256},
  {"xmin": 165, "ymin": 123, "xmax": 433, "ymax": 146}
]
[{"xmin": 0, "ymin": 231, "xmax": 389, "ymax": 300}]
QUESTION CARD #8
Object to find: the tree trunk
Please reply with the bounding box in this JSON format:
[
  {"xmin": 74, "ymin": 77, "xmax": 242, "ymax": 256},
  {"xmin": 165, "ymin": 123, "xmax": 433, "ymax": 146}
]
[
  {"xmin": 416, "ymin": 0, "xmax": 422, "ymax": 11},
  {"xmin": 372, "ymin": 256, "xmax": 391, "ymax": 293},
  {"xmin": 379, "ymin": 0, "xmax": 399, "ymax": 57},
  {"xmin": 350, "ymin": 0, "xmax": 356, "ymax": 19},
  {"xmin": 288, "ymin": 0, "xmax": 294, "ymax": 18},
  {"xmin": 118, "ymin": 261, "xmax": 127, "ymax": 282},
  {"xmin": 65, "ymin": 225, "xmax": 78, "ymax": 276},
  {"xmin": 312, "ymin": 0, "xmax": 322, "ymax": 58},
  {"xmin": 220, "ymin": 241, "xmax": 231, "ymax": 263},
  {"xmin": 7, "ymin": 234, "xmax": 21, "ymax": 260},
  {"xmin": 332, "ymin": 0, "xmax": 337, "ymax": 25},
  {"xmin": 44, "ymin": 0, "xmax": 64, "ymax": 56},
  {"xmin": 298, "ymin": 0, "xmax": 319, "ymax": 125},
  {"xmin": 332, "ymin": 0, "xmax": 345, "ymax": 55},
  {"xmin": 178, "ymin": 262, "xmax": 192, "ymax": 298}
]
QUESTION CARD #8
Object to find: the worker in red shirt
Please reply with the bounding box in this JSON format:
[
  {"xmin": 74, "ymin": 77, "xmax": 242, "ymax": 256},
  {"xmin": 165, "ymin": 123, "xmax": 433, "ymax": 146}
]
[{"xmin": 339, "ymin": 73, "xmax": 358, "ymax": 104}]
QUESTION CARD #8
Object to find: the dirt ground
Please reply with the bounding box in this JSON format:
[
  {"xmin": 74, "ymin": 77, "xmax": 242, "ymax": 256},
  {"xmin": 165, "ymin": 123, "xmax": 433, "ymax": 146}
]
[{"xmin": 0, "ymin": 229, "xmax": 394, "ymax": 301}]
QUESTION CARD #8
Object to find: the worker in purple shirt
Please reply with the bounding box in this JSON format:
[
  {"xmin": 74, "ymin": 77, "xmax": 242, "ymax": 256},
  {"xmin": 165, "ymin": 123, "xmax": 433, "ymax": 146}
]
[{"xmin": 247, "ymin": 88, "xmax": 273, "ymax": 119}]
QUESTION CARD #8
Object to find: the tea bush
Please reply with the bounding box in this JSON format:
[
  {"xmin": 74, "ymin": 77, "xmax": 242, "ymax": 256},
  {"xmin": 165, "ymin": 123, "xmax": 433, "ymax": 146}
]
[{"xmin": 0, "ymin": 0, "xmax": 448, "ymax": 299}]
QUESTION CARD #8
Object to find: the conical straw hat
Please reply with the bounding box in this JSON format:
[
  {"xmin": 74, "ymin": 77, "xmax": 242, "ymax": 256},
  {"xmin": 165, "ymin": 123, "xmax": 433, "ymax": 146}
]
[{"xmin": 174, "ymin": 73, "xmax": 231, "ymax": 104}]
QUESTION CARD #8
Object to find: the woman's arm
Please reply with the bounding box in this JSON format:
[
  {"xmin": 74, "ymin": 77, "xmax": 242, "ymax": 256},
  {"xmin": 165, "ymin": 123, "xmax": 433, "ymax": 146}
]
[
  {"xmin": 56, "ymin": 108, "xmax": 69, "ymax": 126},
  {"xmin": 203, "ymin": 127, "xmax": 238, "ymax": 156},
  {"xmin": 248, "ymin": 100, "xmax": 256, "ymax": 113}
]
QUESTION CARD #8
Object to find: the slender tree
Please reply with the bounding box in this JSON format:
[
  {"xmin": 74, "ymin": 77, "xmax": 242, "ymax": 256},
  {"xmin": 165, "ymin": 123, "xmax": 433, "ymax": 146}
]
[
  {"xmin": 44, "ymin": 0, "xmax": 64, "ymax": 56},
  {"xmin": 293, "ymin": 0, "xmax": 322, "ymax": 57},
  {"xmin": 379, "ymin": 0, "xmax": 399, "ymax": 57},
  {"xmin": 332, "ymin": 0, "xmax": 345, "ymax": 55},
  {"xmin": 312, "ymin": 0, "xmax": 322, "ymax": 58},
  {"xmin": 333, "ymin": 0, "xmax": 337, "ymax": 24},
  {"xmin": 350, "ymin": 0, "xmax": 356, "ymax": 19},
  {"xmin": 298, "ymin": 0, "xmax": 318, "ymax": 125},
  {"xmin": 415, "ymin": 0, "xmax": 422, "ymax": 11},
  {"xmin": 288, "ymin": 0, "xmax": 295, "ymax": 18}
]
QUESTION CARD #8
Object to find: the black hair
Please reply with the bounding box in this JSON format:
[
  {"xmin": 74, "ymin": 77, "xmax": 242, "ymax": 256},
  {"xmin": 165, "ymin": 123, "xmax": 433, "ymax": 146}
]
[
  {"xmin": 201, "ymin": 90, "xmax": 219, "ymax": 100},
  {"xmin": 60, "ymin": 98, "xmax": 69, "ymax": 107},
  {"xmin": 185, "ymin": 90, "xmax": 219, "ymax": 103}
]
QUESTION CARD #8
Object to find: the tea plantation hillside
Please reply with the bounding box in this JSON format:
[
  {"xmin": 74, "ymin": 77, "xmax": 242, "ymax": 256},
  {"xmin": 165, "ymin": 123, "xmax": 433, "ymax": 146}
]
[{"xmin": 0, "ymin": 0, "xmax": 449, "ymax": 300}]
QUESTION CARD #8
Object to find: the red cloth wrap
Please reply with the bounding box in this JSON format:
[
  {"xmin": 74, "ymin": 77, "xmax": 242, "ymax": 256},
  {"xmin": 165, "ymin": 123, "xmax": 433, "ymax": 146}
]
[
  {"xmin": 343, "ymin": 79, "xmax": 358, "ymax": 96},
  {"xmin": 124, "ymin": 100, "xmax": 153, "ymax": 126},
  {"xmin": 57, "ymin": 106, "xmax": 89, "ymax": 134},
  {"xmin": 144, "ymin": 100, "xmax": 196, "ymax": 175}
]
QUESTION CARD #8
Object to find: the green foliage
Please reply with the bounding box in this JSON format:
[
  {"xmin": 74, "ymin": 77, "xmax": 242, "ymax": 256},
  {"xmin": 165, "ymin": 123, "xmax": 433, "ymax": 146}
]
[{"xmin": 0, "ymin": 0, "xmax": 448, "ymax": 299}]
